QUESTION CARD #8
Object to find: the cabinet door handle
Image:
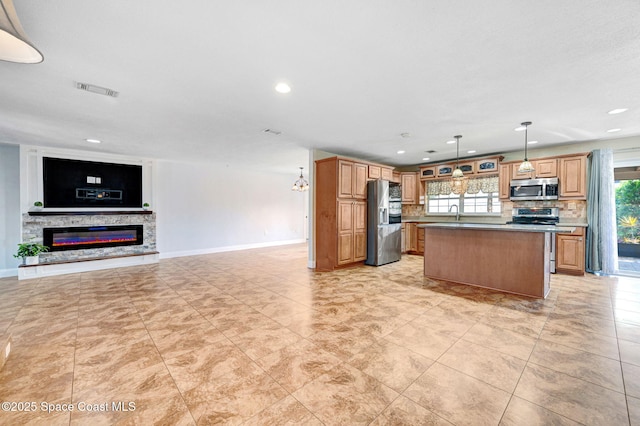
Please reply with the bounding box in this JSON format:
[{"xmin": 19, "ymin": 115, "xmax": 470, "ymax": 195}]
[{"xmin": 578, "ymin": 238, "xmax": 583, "ymax": 241}]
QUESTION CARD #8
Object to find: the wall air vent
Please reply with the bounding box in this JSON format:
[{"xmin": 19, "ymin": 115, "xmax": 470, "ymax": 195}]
[{"xmin": 76, "ymin": 82, "xmax": 119, "ymax": 98}]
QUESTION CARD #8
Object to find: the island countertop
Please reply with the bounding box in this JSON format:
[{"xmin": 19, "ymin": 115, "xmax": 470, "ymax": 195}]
[
  {"xmin": 417, "ymin": 222, "xmax": 576, "ymax": 233},
  {"xmin": 420, "ymin": 224, "xmax": 565, "ymax": 298}
]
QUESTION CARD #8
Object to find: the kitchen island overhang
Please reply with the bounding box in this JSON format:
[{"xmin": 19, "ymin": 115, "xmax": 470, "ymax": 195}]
[{"xmin": 418, "ymin": 223, "xmax": 576, "ymax": 299}]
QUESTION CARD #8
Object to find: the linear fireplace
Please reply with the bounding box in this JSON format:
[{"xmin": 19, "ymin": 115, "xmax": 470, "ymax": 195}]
[{"xmin": 43, "ymin": 225, "xmax": 144, "ymax": 252}]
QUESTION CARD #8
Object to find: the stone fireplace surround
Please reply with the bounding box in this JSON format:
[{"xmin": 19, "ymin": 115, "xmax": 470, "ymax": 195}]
[{"xmin": 19, "ymin": 211, "xmax": 158, "ymax": 279}]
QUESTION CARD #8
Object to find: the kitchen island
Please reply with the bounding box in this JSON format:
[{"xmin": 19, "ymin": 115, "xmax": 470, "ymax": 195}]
[{"xmin": 418, "ymin": 223, "xmax": 576, "ymax": 298}]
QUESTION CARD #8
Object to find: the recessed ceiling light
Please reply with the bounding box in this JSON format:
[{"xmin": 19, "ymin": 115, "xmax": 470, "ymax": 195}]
[
  {"xmin": 422, "ymin": 157, "xmax": 430, "ymax": 161},
  {"xmin": 607, "ymin": 128, "xmax": 622, "ymax": 133},
  {"xmin": 400, "ymin": 133, "xmax": 411, "ymax": 138},
  {"xmin": 467, "ymin": 150, "xmax": 476, "ymax": 154},
  {"xmin": 528, "ymin": 140, "xmax": 538, "ymax": 144},
  {"xmin": 274, "ymin": 82, "xmax": 291, "ymax": 93},
  {"xmin": 446, "ymin": 140, "xmax": 456, "ymax": 144},
  {"xmin": 85, "ymin": 138, "xmax": 101, "ymax": 144},
  {"xmin": 514, "ymin": 126, "xmax": 526, "ymax": 131},
  {"xmin": 397, "ymin": 150, "xmax": 405, "ymax": 154},
  {"xmin": 608, "ymin": 108, "xmax": 628, "ymax": 115}
]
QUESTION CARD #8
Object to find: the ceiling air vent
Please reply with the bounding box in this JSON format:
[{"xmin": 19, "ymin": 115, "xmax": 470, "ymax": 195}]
[
  {"xmin": 262, "ymin": 128, "xmax": 281, "ymax": 135},
  {"xmin": 425, "ymin": 150, "xmax": 436, "ymax": 153},
  {"xmin": 76, "ymin": 82, "xmax": 119, "ymax": 98}
]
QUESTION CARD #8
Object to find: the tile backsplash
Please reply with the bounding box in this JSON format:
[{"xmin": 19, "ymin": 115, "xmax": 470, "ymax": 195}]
[{"xmin": 402, "ymin": 200, "xmax": 587, "ymax": 222}]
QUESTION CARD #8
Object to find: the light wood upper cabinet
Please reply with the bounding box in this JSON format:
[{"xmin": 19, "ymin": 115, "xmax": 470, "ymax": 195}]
[
  {"xmin": 392, "ymin": 171, "xmax": 401, "ymax": 183},
  {"xmin": 421, "ymin": 156, "xmax": 502, "ymax": 180},
  {"xmin": 511, "ymin": 158, "xmax": 558, "ymax": 180},
  {"xmin": 436, "ymin": 164, "xmax": 454, "ymax": 178},
  {"xmin": 338, "ymin": 160, "xmax": 368, "ymax": 199},
  {"xmin": 419, "ymin": 166, "xmax": 436, "ymax": 180},
  {"xmin": 457, "ymin": 161, "xmax": 475, "ymax": 175},
  {"xmin": 401, "ymin": 172, "xmax": 418, "ymax": 204},
  {"xmin": 498, "ymin": 163, "xmax": 511, "ymax": 200},
  {"xmin": 381, "ymin": 167, "xmax": 394, "ymax": 181},
  {"xmin": 559, "ymin": 155, "xmax": 587, "ymax": 200},
  {"xmin": 368, "ymin": 165, "xmax": 381, "ymax": 180},
  {"xmin": 533, "ymin": 158, "xmax": 557, "ymax": 178},
  {"xmin": 475, "ymin": 158, "xmax": 499, "ymax": 174}
]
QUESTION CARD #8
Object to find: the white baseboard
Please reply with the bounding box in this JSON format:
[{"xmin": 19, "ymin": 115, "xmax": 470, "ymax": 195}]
[
  {"xmin": 307, "ymin": 260, "xmax": 316, "ymax": 269},
  {"xmin": 18, "ymin": 253, "xmax": 160, "ymax": 280},
  {"xmin": 160, "ymin": 239, "xmax": 306, "ymax": 259},
  {"xmin": 0, "ymin": 268, "xmax": 18, "ymax": 278}
]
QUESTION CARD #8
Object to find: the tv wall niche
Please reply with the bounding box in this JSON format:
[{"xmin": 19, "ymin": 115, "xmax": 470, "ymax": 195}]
[{"xmin": 43, "ymin": 157, "xmax": 143, "ymax": 208}]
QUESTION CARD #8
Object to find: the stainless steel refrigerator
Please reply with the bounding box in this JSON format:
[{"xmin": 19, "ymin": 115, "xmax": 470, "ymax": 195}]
[{"xmin": 365, "ymin": 180, "xmax": 402, "ymax": 266}]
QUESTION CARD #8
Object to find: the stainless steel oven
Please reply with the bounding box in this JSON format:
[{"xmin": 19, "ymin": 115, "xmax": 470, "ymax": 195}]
[{"xmin": 508, "ymin": 207, "xmax": 559, "ymax": 273}]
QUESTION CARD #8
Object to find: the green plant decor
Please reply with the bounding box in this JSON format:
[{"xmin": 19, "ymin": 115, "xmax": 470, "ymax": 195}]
[
  {"xmin": 14, "ymin": 242, "xmax": 49, "ymax": 259},
  {"xmin": 33, "ymin": 201, "xmax": 43, "ymax": 207},
  {"xmin": 616, "ymin": 180, "xmax": 640, "ymax": 243},
  {"xmin": 143, "ymin": 203, "xmax": 150, "ymax": 208},
  {"xmin": 619, "ymin": 216, "xmax": 639, "ymax": 244}
]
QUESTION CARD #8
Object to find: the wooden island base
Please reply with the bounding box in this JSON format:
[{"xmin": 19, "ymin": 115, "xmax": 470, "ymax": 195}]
[{"xmin": 423, "ymin": 227, "xmax": 551, "ymax": 298}]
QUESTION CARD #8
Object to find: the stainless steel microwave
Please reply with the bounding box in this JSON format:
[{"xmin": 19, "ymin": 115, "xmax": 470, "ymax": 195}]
[{"xmin": 510, "ymin": 178, "xmax": 559, "ymax": 201}]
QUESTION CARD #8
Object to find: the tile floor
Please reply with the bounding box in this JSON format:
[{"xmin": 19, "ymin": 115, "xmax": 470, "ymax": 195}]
[{"xmin": 0, "ymin": 243, "xmax": 639, "ymax": 425}]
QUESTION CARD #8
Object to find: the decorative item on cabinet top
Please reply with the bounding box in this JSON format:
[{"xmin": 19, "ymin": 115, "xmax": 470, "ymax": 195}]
[{"xmin": 420, "ymin": 155, "xmax": 502, "ymax": 180}]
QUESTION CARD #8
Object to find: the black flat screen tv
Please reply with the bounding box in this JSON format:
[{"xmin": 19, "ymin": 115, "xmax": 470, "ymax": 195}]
[{"xmin": 43, "ymin": 157, "xmax": 143, "ymax": 208}]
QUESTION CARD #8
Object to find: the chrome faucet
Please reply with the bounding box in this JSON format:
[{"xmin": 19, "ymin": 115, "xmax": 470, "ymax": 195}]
[{"xmin": 449, "ymin": 204, "xmax": 460, "ymax": 221}]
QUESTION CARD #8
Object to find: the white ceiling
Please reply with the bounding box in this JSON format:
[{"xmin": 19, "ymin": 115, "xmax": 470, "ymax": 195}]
[{"xmin": 1, "ymin": 1, "xmax": 639, "ymax": 174}]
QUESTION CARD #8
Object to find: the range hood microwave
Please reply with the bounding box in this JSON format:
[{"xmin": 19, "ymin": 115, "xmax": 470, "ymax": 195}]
[{"xmin": 510, "ymin": 177, "xmax": 559, "ymax": 201}]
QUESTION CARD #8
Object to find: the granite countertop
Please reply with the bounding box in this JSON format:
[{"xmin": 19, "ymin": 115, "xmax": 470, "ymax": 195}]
[
  {"xmin": 417, "ymin": 222, "xmax": 576, "ymax": 233},
  {"xmin": 403, "ymin": 216, "xmax": 588, "ymax": 228}
]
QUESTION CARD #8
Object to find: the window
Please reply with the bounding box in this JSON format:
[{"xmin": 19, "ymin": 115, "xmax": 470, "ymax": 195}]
[{"xmin": 426, "ymin": 176, "xmax": 501, "ymax": 214}]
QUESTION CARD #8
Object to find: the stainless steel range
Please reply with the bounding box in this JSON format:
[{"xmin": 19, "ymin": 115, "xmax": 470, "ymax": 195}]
[{"xmin": 508, "ymin": 207, "xmax": 559, "ymax": 272}]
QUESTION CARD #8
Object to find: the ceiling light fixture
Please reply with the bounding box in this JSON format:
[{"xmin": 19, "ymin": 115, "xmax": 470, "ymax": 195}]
[
  {"xmin": 446, "ymin": 140, "xmax": 456, "ymax": 144},
  {"xmin": 422, "ymin": 157, "xmax": 430, "ymax": 161},
  {"xmin": 400, "ymin": 133, "xmax": 411, "ymax": 138},
  {"xmin": 528, "ymin": 140, "xmax": 538, "ymax": 144},
  {"xmin": 467, "ymin": 150, "xmax": 476, "ymax": 154},
  {"xmin": 517, "ymin": 121, "xmax": 535, "ymax": 173},
  {"xmin": 291, "ymin": 167, "xmax": 309, "ymax": 192},
  {"xmin": 608, "ymin": 108, "xmax": 628, "ymax": 115},
  {"xmin": 607, "ymin": 128, "xmax": 621, "ymax": 133},
  {"xmin": 397, "ymin": 150, "xmax": 405, "ymax": 154},
  {"xmin": 85, "ymin": 138, "xmax": 101, "ymax": 144},
  {"xmin": 450, "ymin": 135, "xmax": 468, "ymax": 195},
  {"xmin": 0, "ymin": 0, "xmax": 43, "ymax": 63},
  {"xmin": 275, "ymin": 82, "xmax": 291, "ymax": 94}
]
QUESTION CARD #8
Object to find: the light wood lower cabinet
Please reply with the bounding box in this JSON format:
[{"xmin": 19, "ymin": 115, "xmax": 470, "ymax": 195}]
[
  {"xmin": 403, "ymin": 222, "xmax": 424, "ymax": 255},
  {"xmin": 337, "ymin": 200, "xmax": 367, "ymax": 265},
  {"xmin": 556, "ymin": 227, "xmax": 585, "ymax": 275}
]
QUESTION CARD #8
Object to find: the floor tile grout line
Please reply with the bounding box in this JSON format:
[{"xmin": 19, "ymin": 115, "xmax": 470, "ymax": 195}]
[{"xmin": 115, "ymin": 267, "xmax": 199, "ymax": 425}]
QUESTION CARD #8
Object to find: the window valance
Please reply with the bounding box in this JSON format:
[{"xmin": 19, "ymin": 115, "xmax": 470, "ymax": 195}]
[{"xmin": 426, "ymin": 176, "xmax": 499, "ymax": 196}]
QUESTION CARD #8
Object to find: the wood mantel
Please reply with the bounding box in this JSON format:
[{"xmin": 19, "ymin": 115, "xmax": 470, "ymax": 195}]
[{"xmin": 28, "ymin": 210, "xmax": 153, "ymax": 216}]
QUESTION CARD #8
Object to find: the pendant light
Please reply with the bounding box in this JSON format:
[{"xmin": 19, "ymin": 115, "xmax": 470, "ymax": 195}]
[
  {"xmin": 0, "ymin": 0, "xmax": 43, "ymax": 63},
  {"xmin": 450, "ymin": 135, "xmax": 468, "ymax": 195},
  {"xmin": 291, "ymin": 167, "xmax": 309, "ymax": 192},
  {"xmin": 517, "ymin": 121, "xmax": 535, "ymax": 173}
]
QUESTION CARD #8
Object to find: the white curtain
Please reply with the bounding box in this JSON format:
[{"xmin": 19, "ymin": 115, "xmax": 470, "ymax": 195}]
[{"xmin": 586, "ymin": 149, "xmax": 618, "ymax": 275}]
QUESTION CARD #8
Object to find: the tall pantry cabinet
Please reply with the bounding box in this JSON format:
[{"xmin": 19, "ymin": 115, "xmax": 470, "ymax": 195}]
[{"xmin": 315, "ymin": 157, "xmax": 368, "ymax": 271}]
